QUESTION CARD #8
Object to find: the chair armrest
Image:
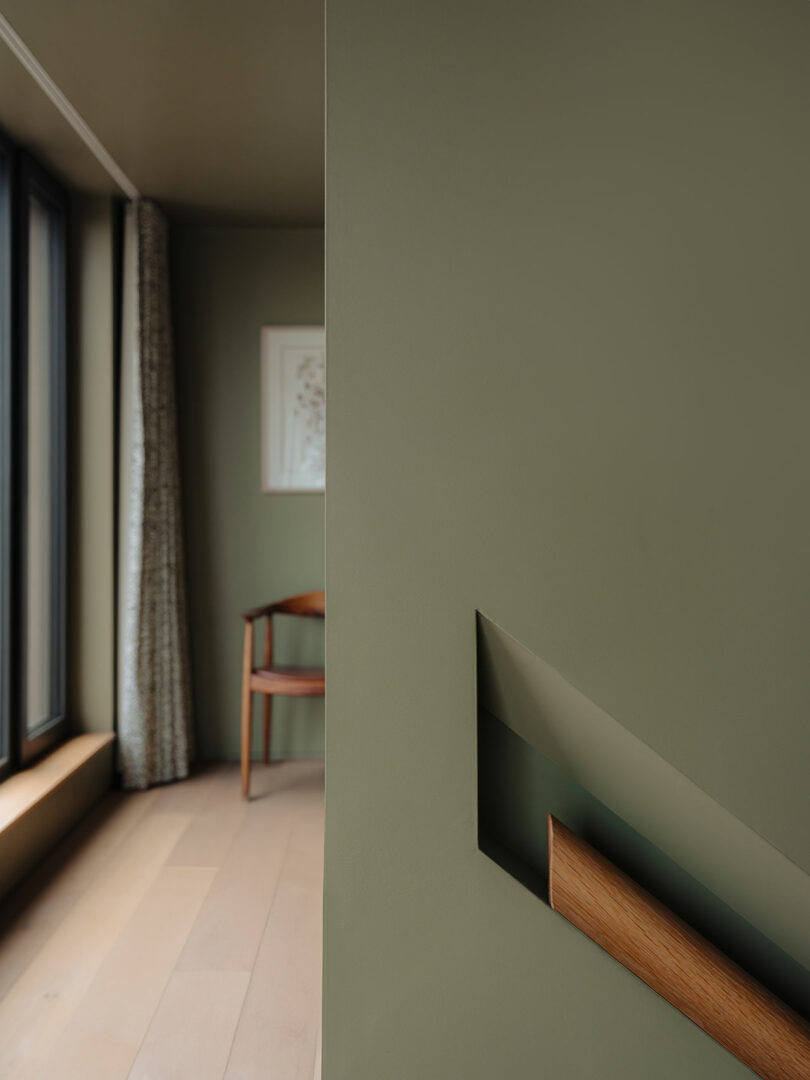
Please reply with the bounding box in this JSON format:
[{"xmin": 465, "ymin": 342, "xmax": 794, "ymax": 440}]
[
  {"xmin": 242, "ymin": 591, "xmax": 325, "ymax": 621},
  {"xmin": 241, "ymin": 602, "xmax": 279, "ymax": 622}
]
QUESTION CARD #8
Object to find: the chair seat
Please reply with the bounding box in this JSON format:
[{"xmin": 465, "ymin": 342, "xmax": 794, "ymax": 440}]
[{"xmin": 249, "ymin": 665, "xmax": 325, "ymax": 696}]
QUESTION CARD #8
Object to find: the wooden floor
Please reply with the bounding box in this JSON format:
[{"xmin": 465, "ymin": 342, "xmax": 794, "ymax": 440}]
[{"xmin": 0, "ymin": 760, "xmax": 324, "ymax": 1080}]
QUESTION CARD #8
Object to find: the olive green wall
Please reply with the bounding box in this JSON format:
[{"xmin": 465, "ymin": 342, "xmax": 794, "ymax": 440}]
[
  {"xmin": 171, "ymin": 226, "xmax": 324, "ymax": 762},
  {"xmin": 324, "ymin": 2, "xmax": 810, "ymax": 1077},
  {"xmin": 69, "ymin": 193, "xmax": 115, "ymax": 736}
]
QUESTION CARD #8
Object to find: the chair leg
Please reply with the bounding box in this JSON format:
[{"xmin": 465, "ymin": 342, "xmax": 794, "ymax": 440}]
[
  {"xmin": 243, "ymin": 682, "xmax": 254, "ymax": 803},
  {"xmin": 241, "ymin": 620, "xmax": 255, "ymax": 799},
  {"xmin": 263, "ymin": 695, "xmax": 273, "ymax": 765},
  {"xmin": 241, "ymin": 686, "xmax": 252, "ymax": 799}
]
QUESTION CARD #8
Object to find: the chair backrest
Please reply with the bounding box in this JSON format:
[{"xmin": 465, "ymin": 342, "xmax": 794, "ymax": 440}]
[{"xmin": 272, "ymin": 590, "xmax": 325, "ymax": 618}]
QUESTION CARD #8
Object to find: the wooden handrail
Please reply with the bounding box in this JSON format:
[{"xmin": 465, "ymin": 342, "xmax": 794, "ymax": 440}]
[{"xmin": 547, "ymin": 815, "xmax": 810, "ymax": 1080}]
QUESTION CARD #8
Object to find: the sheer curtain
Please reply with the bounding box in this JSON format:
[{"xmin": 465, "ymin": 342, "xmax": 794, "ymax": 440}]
[{"xmin": 118, "ymin": 199, "xmax": 192, "ymax": 789}]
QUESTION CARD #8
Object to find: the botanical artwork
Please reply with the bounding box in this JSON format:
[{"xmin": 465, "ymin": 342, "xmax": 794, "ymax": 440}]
[
  {"xmin": 293, "ymin": 349, "xmax": 326, "ymax": 478},
  {"xmin": 261, "ymin": 327, "xmax": 326, "ymax": 492}
]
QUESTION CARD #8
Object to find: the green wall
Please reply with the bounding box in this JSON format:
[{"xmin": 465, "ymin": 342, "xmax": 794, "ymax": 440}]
[
  {"xmin": 69, "ymin": 193, "xmax": 115, "ymax": 736},
  {"xmin": 325, "ymin": 2, "xmax": 810, "ymax": 1077},
  {"xmin": 171, "ymin": 226, "xmax": 324, "ymax": 761}
]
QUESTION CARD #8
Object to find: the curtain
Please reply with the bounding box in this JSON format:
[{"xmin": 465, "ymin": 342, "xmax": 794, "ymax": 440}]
[{"xmin": 118, "ymin": 199, "xmax": 192, "ymax": 789}]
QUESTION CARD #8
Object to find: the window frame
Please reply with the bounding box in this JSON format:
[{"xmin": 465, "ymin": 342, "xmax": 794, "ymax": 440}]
[
  {"xmin": 0, "ymin": 131, "xmax": 70, "ymax": 779},
  {"xmin": 16, "ymin": 151, "xmax": 69, "ymax": 766},
  {"xmin": 0, "ymin": 130, "xmax": 12, "ymax": 783}
]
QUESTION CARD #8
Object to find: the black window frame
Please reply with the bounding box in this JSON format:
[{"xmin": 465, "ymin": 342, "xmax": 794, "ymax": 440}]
[
  {"xmin": 0, "ymin": 130, "xmax": 12, "ymax": 783},
  {"xmin": 1, "ymin": 130, "xmax": 69, "ymax": 779}
]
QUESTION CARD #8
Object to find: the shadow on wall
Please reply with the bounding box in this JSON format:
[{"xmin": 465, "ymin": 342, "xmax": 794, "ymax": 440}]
[{"xmin": 476, "ymin": 615, "xmax": 810, "ymax": 1021}]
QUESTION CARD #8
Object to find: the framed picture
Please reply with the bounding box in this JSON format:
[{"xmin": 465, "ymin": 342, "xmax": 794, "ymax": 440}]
[{"xmin": 261, "ymin": 326, "xmax": 325, "ymax": 493}]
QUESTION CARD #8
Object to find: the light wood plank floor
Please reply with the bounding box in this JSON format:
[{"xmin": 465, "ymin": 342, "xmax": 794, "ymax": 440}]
[{"xmin": 0, "ymin": 760, "xmax": 324, "ymax": 1080}]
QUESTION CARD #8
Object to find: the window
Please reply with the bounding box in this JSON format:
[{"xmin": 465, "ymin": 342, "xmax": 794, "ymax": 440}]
[
  {"xmin": 0, "ymin": 131, "xmax": 68, "ymax": 780},
  {"xmin": 0, "ymin": 132, "xmax": 11, "ymax": 782}
]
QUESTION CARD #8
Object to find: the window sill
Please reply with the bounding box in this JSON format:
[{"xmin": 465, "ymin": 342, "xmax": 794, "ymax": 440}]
[{"xmin": 0, "ymin": 732, "xmax": 115, "ymax": 902}]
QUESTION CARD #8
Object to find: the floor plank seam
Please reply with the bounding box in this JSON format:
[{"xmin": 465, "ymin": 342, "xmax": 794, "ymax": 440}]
[
  {"xmin": 221, "ymin": 814, "xmax": 295, "ymax": 1078},
  {"xmin": 124, "ymin": 860, "xmax": 220, "ymax": 1080}
]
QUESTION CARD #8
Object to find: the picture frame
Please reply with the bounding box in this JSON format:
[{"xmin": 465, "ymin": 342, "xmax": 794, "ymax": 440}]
[{"xmin": 260, "ymin": 326, "xmax": 325, "ymax": 493}]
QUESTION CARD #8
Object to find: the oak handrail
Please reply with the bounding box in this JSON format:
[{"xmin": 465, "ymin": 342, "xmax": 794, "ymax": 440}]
[{"xmin": 547, "ymin": 815, "xmax": 810, "ymax": 1080}]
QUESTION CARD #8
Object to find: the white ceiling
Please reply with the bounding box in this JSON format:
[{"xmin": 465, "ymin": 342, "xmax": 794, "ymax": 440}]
[{"xmin": 0, "ymin": 0, "xmax": 324, "ymax": 225}]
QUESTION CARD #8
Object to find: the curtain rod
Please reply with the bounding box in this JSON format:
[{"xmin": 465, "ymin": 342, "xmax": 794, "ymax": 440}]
[{"xmin": 0, "ymin": 11, "xmax": 140, "ymax": 200}]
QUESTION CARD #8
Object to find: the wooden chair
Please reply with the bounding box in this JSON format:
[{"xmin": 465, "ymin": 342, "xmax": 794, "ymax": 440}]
[{"xmin": 240, "ymin": 590, "xmax": 325, "ymax": 798}]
